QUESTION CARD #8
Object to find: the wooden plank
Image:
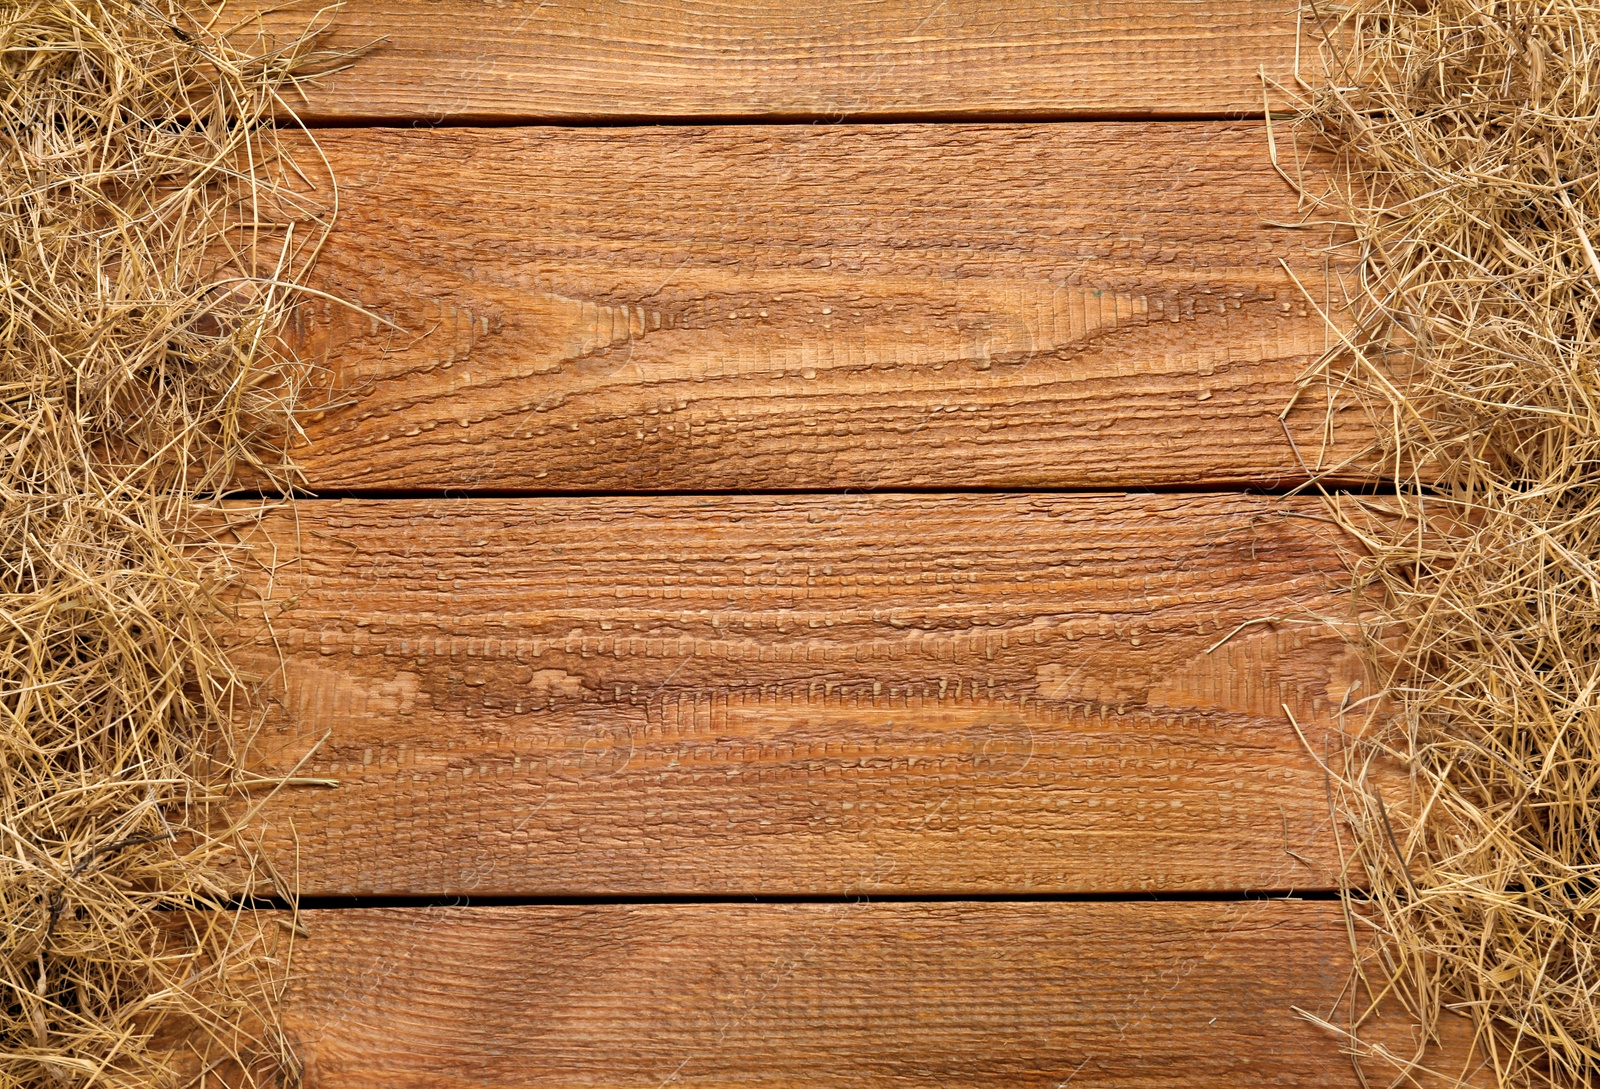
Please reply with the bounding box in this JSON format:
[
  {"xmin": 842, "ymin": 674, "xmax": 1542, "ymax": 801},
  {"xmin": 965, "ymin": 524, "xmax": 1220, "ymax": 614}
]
[
  {"xmin": 281, "ymin": 902, "xmax": 1484, "ymax": 1088},
  {"xmin": 244, "ymin": 1, "xmax": 1303, "ymax": 124},
  {"xmin": 233, "ymin": 493, "xmax": 1375, "ymax": 898},
  {"xmin": 285, "ymin": 124, "xmax": 1366, "ymax": 493}
]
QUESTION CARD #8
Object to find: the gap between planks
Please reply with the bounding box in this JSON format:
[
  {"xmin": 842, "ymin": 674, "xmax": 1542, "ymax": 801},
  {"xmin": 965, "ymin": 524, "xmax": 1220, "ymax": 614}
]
[{"xmin": 257, "ymin": 888, "xmax": 1348, "ymax": 910}]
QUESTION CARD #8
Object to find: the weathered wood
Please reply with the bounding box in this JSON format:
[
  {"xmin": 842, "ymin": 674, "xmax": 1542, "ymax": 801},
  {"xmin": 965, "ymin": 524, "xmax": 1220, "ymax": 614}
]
[
  {"xmin": 285, "ymin": 124, "xmax": 1365, "ymax": 493},
  {"xmin": 234, "ymin": 493, "xmax": 1375, "ymax": 898},
  {"xmin": 281, "ymin": 902, "xmax": 1484, "ymax": 1088},
  {"xmin": 245, "ymin": 0, "xmax": 1303, "ymax": 124}
]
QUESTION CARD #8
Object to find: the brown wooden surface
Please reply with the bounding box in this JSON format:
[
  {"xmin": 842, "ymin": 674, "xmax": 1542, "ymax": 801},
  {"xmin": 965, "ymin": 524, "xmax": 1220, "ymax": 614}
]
[
  {"xmin": 245, "ymin": 0, "xmax": 1303, "ymax": 124},
  {"xmin": 216, "ymin": 12, "xmax": 1414, "ymax": 1082},
  {"xmin": 232, "ymin": 492, "xmax": 1375, "ymax": 898},
  {"xmin": 285, "ymin": 123, "xmax": 1363, "ymax": 493},
  {"xmin": 280, "ymin": 901, "xmax": 1483, "ymax": 1088}
]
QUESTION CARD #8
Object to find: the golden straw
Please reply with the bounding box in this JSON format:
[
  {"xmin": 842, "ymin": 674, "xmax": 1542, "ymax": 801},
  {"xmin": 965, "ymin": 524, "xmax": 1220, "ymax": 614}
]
[
  {"xmin": 1, "ymin": 2, "xmax": 344, "ymax": 1084},
  {"xmin": 1290, "ymin": 2, "xmax": 1600, "ymax": 1086}
]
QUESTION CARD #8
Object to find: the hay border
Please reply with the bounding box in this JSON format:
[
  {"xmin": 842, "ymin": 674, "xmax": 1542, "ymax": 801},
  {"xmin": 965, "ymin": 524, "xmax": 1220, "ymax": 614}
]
[
  {"xmin": 1286, "ymin": 2, "xmax": 1600, "ymax": 1085},
  {"xmin": 1, "ymin": 3, "xmax": 347, "ymax": 1083}
]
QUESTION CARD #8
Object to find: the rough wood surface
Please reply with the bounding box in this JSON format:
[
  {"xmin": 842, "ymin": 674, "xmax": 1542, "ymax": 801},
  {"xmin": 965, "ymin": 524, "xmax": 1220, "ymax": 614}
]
[
  {"xmin": 281, "ymin": 901, "xmax": 1484, "ymax": 1088},
  {"xmin": 233, "ymin": 493, "xmax": 1377, "ymax": 898},
  {"xmin": 284, "ymin": 124, "xmax": 1367, "ymax": 493},
  {"xmin": 243, "ymin": 0, "xmax": 1302, "ymax": 124}
]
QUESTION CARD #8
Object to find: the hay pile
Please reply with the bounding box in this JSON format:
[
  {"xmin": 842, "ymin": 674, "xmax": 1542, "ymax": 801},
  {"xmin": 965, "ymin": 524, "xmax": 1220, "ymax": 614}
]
[
  {"xmin": 1291, "ymin": 1, "xmax": 1600, "ymax": 1085},
  {"xmin": 0, "ymin": 2, "xmax": 338, "ymax": 1084}
]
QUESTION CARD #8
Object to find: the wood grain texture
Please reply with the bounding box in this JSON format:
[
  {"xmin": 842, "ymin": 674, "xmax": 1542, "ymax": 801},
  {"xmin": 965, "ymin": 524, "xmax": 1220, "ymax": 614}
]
[
  {"xmin": 286, "ymin": 124, "xmax": 1367, "ymax": 493},
  {"xmin": 244, "ymin": 0, "xmax": 1302, "ymax": 124},
  {"xmin": 282, "ymin": 902, "xmax": 1484, "ymax": 1088},
  {"xmin": 233, "ymin": 493, "xmax": 1377, "ymax": 898}
]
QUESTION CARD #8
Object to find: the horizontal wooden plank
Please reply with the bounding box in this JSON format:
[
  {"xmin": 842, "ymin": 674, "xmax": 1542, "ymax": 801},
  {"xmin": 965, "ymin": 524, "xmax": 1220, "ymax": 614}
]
[
  {"xmin": 281, "ymin": 902, "xmax": 1483, "ymax": 1088},
  {"xmin": 233, "ymin": 493, "xmax": 1376, "ymax": 897},
  {"xmin": 244, "ymin": 0, "xmax": 1302, "ymax": 124},
  {"xmin": 285, "ymin": 124, "xmax": 1368, "ymax": 493}
]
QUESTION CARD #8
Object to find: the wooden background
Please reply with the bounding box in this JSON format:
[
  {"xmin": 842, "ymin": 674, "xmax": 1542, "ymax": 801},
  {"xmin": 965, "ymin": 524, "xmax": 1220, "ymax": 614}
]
[{"xmin": 220, "ymin": 2, "xmax": 1479, "ymax": 1085}]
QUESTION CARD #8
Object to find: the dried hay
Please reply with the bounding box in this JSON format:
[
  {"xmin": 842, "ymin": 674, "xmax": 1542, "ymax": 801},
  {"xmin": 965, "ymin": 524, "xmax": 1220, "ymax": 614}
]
[
  {"xmin": 1286, "ymin": 1, "xmax": 1600, "ymax": 1085},
  {"xmin": 0, "ymin": 2, "xmax": 343, "ymax": 1084}
]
